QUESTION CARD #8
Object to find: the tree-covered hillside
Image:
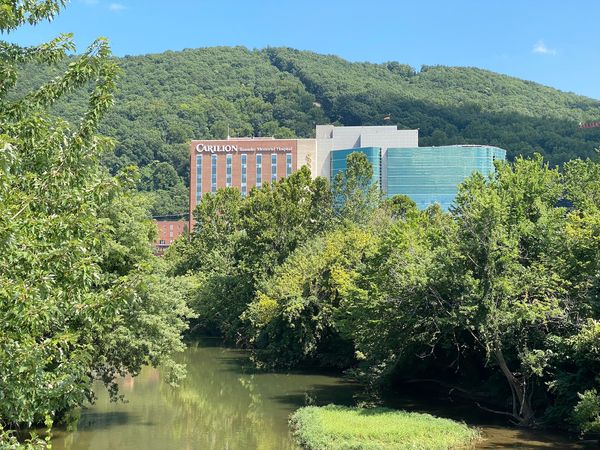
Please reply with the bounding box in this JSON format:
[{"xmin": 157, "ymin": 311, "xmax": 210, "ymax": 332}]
[{"xmin": 13, "ymin": 46, "xmax": 600, "ymax": 214}]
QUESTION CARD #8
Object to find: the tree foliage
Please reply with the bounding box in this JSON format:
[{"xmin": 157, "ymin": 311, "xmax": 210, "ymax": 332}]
[
  {"xmin": 11, "ymin": 45, "xmax": 600, "ymax": 214},
  {"xmin": 0, "ymin": 2, "xmax": 191, "ymax": 446},
  {"xmin": 168, "ymin": 167, "xmax": 334, "ymax": 343},
  {"xmin": 171, "ymin": 150, "xmax": 600, "ymax": 433}
]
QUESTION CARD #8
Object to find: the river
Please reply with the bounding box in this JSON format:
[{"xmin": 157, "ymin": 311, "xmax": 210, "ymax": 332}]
[{"xmin": 50, "ymin": 339, "xmax": 595, "ymax": 449}]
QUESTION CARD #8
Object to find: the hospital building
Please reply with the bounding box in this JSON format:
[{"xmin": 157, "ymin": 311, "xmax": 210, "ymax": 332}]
[{"xmin": 189, "ymin": 125, "xmax": 506, "ymax": 224}]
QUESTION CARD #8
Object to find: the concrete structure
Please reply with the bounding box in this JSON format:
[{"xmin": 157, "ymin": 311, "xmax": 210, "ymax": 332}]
[
  {"xmin": 315, "ymin": 125, "xmax": 418, "ymax": 188},
  {"xmin": 154, "ymin": 220, "xmax": 187, "ymax": 255}
]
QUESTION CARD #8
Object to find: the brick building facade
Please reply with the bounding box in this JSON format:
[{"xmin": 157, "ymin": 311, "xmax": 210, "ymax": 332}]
[
  {"xmin": 189, "ymin": 137, "xmax": 315, "ymax": 225},
  {"xmin": 154, "ymin": 220, "xmax": 187, "ymax": 255}
]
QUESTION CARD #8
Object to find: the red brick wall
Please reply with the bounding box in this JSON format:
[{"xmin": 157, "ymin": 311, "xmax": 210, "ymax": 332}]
[{"xmin": 154, "ymin": 220, "xmax": 186, "ymax": 254}]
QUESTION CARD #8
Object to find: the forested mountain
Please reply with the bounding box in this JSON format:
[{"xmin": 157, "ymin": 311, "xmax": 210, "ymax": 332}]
[{"xmin": 13, "ymin": 46, "xmax": 600, "ymax": 214}]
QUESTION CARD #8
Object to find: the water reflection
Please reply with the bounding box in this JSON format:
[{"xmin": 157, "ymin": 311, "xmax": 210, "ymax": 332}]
[
  {"xmin": 51, "ymin": 339, "xmax": 356, "ymax": 450},
  {"xmin": 50, "ymin": 339, "xmax": 595, "ymax": 450}
]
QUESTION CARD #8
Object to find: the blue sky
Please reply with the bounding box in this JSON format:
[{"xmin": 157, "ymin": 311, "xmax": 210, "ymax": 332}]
[{"xmin": 7, "ymin": 0, "xmax": 600, "ymax": 99}]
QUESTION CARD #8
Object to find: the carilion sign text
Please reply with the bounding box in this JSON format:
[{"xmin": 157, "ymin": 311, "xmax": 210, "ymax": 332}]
[{"xmin": 196, "ymin": 143, "xmax": 293, "ymax": 153}]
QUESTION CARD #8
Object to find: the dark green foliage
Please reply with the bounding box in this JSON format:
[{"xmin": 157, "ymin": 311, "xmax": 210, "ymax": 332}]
[
  {"xmin": 266, "ymin": 47, "xmax": 600, "ymax": 167},
  {"xmin": 168, "ymin": 168, "xmax": 334, "ymax": 343},
  {"xmin": 244, "ymin": 227, "xmax": 378, "ymax": 368},
  {"xmin": 11, "ymin": 46, "xmax": 600, "ymax": 214},
  {"xmin": 139, "ymin": 161, "xmax": 180, "ymax": 191},
  {"xmin": 382, "ymin": 194, "xmax": 418, "ymax": 220}
]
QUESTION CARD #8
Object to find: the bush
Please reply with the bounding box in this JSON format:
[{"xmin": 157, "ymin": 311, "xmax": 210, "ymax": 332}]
[
  {"xmin": 572, "ymin": 390, "xmax": 600, "ymax": 435},
  {"xmin": 289, "ymin": 405, "xmax": 480, "ymax": 450}
]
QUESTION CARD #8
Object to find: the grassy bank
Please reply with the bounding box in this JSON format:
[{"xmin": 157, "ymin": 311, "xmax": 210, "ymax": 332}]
[{"xmin": 289, "ymin": 405, "xmax": 480, "ymax": 450}]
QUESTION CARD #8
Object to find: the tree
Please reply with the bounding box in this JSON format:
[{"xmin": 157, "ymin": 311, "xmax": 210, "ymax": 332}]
[
  {"xmin": 244, "ymin": 226, "xmax": 379, "ymax": 368},
  {"xmin": 382, "ymin": 194, "xmax": 418, "ymax": 220},
  {"xmin": 238, "ymin": 166, "xmax": 334, "ymax": 283},
  {"xmin": 170, "ymin": 167, "xmax": 335, "ymax": 343},
  {"xmin": 0, "ymin": 2, "xmax": 190, "ymax": 445},
  {"xmin": 332, "ymin": 152, "xmax": 381, "ymax": 224},
  {"xmin": 139, "ymin": 160, "xmax": 180, "ymax": 191},
  {"xmin": 338, "ymin": 204, "xmax": 458, "ymax": 386},
  {"xmin": 449, "ymin": 156, "xmax": 566, "ymax": 425}
]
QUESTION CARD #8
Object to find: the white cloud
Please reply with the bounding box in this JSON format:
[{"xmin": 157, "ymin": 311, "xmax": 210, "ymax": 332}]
[
  {"xmin": 532, "ymin": 40, "xmax": 557, "ymax": 55},
  {"xmin": 81, "ymin": 0, "xmax": 99, "ymax": 5},
  {"xmin": 108, "ymin": 2, "xmax": 126, "ymax": 11}
]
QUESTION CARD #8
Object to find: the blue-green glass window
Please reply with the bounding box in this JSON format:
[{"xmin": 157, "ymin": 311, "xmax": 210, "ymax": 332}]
[{"xmin": 385, "ymin": 146, "xmax": 506, "ymax": 210}]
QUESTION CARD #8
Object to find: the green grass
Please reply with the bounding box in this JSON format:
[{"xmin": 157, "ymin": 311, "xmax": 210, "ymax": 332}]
[{"xmin": 289, "ymin": 405, "xmax": 480, "ymax": 450}]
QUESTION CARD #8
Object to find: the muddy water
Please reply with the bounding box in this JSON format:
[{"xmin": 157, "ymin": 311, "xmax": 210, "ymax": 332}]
[{"xmin": 50, "ymin": 339, "xmax": 595, "ymax": 449}]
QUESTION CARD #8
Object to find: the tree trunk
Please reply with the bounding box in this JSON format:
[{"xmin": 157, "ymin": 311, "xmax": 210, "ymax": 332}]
[{"xmin": 493, "ymin": 347, "xmax": 535, "ymax": 426}]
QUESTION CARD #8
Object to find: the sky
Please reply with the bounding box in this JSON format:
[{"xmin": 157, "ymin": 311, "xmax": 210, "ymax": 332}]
[{"xmin": 6, "ymin": 0, "xmax": 600, "ymax": 100}]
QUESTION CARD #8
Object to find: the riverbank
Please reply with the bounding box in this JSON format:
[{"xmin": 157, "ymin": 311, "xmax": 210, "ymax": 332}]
[
  {"xmin": 290, "ymin": 405, "xmax": 480, "ymax": 449},
  {"xmin": 46, "ymin": 340, "xmax": 597, "ymax": 449}
]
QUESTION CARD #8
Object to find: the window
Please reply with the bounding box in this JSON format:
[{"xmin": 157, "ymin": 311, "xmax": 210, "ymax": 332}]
[
  {"xmin": 286, "ymin": 153, "xmax": 292, "ymax": 177},
  {"xmin": 271, "ymin": 153, "xmax": 277, "ymax": 182},
  {"xmin": 159, "ymin": 239, "xmax": 165, "ymax": 245},
  {"xmin": 211, "ymin": 154, "xmax": 217, "ymax": 192},
  {"xmin": 256, "ymin": 154, "xmax": 262, "ymax": 189},
  {"xmin": 195, "ymin": 154, "xmax": 202, "ymax": 202},
  {"xmin": 226, "ymin": 154, "xmax": 232, "ymax": 187},
  {"xmin": 241, "ymin": 154, "xmax": 247, "ymax": 197}
]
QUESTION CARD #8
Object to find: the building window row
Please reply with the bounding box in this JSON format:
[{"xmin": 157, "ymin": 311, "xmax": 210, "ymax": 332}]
[
  {"xmin": 226, "ymin": 154, "xmax": 232, "ymax": 187},
  {"xmin": 195, "ymin": 154, "xmax": 202, "ymax": 203},
  {"xmin": 241, "ymin": 154, "xmax": 247, "ymax": 197},
  {"xmin": 211, "ymin": 154, "xmax": 217, "ymax": 192},
  {"xmin": 198, "ymin": 152, "xmax": 295, "ymax": 197},
  {"xmin": 256, "ymin": 154, "xmax": 262, "ymax": 188}
]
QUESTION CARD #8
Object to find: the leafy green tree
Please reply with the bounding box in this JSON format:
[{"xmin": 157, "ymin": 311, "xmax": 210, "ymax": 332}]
[
  {"xmin": 338, "ymin": 205, "xmax": 458, "ymax": 385},
  {"xmin": 245, "ymin": 226, "xmax": 379, "ymax": 368},
  {"xmin": 332, "ymin": 152, "xmax": 381, "ymax": 224},
  {"xmin": 545, "ymin": 157, "xmax": 600, "ymax": 430},
  {"xmin": 239, "ymin": 167, "xmax": 334, "ymax": 283},
  {"xmin": 139, "ymin": 160, "xmax": 180, "ymax": 191},
  {"xmin": 0, "ymin": 2, "xmax": 190, "ymax": 445},
  {"xmin": 572, "ymin": 390, "xmax": 600, "ymax": 434},
  {"xmin": 173, "ymin": 188, "xmax": 250, "ymax": 340},
  {"xmin": 148, "ymin": 183, "xmax": 189, "ymax": 217},
  {"xmin": 170, "ymin": 168, "xmax": 334, "ymax": 343},
  {"xmin": 382, "ymin": 194, "xmax": 418, "ymax": 220}
]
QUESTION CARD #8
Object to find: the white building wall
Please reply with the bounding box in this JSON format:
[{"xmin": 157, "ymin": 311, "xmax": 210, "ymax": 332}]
[
  {"xmin": 296, "ymin": 139, "xmax": 317, "ymax": 174},
  {"xmin": 315, "ymin": 125, "xmax": 419, "ymax": 182},
  {"xmin": 316, "ymin": 138, "xmax": 334, "ymax": 178}
]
